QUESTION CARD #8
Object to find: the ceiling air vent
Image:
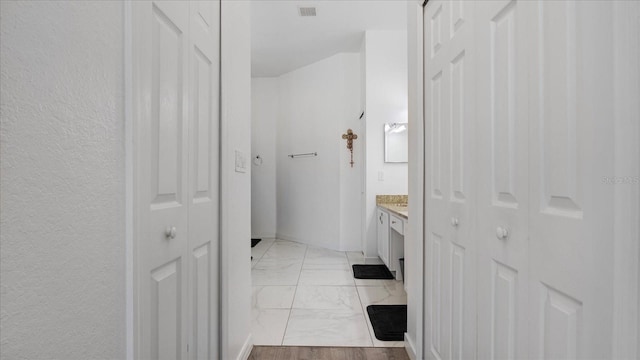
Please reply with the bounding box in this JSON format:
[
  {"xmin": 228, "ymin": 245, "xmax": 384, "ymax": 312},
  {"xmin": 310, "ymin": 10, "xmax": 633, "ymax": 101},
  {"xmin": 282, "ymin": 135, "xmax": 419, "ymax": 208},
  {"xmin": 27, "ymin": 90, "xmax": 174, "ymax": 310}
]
[{"xmin": 298, "ymin": 7, "xmax": 317, "ymax": 17}]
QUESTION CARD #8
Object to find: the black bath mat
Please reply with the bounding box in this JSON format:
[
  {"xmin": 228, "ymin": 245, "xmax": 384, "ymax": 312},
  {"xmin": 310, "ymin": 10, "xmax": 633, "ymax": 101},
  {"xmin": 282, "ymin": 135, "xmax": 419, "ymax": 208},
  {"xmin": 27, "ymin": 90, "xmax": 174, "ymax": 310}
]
[
  {"xmin": 352, "ymin": 264, "xmax": 394, "ymax": 280},
  {"xmin": 367, "ymin": 305, "xmax": 407, "ymax": 341},
  {"xmin": 251, "ymin": 238, "xmax": 261, "ymax": 247}
]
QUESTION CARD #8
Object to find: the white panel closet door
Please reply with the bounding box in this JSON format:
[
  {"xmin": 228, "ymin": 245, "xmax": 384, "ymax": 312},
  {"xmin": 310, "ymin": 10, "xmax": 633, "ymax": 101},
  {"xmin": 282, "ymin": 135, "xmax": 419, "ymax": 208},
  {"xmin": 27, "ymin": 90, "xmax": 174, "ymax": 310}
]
[
  {"xmin": 134, "ymin": 1, "xmax": 220, "ymax": 359},
  {"xmin": 423, "ymin": 1, "xmax": 477, "ymax": 359},
  {"xmin": 475, "ymin": 1, "xmax": 531, "ymax": 359},
  {"xmin": 135, "ymin": 2, "xmax": 190, "ymax": 358},
  {"xmin": 527, "ymin": 1, "xmax": 615, "ymax": 358},
  {"xmin": 187, "ymin": 1, "xmax": 220, "ymax": 359},
  {"xmin": 423, "ymin": 1, "xmax": 621, "ymax": 359}
]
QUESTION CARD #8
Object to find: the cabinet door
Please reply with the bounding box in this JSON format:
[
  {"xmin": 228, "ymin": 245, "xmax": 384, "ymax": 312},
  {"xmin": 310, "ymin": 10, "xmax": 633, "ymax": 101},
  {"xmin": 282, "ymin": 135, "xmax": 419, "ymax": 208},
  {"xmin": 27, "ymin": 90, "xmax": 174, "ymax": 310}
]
[
  {"xmin": 377, "ymin": 209, "xmax": 389, "ymax": 267},
  {"xmin": 134, "ymin": 1, "xmax": 190, "ymax": 359}
]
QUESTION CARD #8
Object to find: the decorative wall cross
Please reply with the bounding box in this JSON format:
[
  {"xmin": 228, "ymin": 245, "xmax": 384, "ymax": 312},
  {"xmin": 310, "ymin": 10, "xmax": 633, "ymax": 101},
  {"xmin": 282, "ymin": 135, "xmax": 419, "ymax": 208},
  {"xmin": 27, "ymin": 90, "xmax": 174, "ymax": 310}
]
[{"xmin": 341, "ymin": 129, "xmax": 358, "ymax": 168}]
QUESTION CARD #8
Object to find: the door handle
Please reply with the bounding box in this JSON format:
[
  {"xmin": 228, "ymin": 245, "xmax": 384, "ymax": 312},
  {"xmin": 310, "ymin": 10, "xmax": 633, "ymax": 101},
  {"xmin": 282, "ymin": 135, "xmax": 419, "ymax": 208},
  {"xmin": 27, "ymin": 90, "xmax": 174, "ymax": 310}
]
[
  {"xmin": 496, "ymin": 226, "xmax": 509, "ymax": 240},
  {"xmin": 451, "ymin": 217, "xmax": 459, "ymax": 227},
  {"xmin": 379, "ymin": 214, "xmax": 383, "ymax": 224},
  {"xmin": 165, "ymin": 226, "xmax": 177, "ymax": 239}
]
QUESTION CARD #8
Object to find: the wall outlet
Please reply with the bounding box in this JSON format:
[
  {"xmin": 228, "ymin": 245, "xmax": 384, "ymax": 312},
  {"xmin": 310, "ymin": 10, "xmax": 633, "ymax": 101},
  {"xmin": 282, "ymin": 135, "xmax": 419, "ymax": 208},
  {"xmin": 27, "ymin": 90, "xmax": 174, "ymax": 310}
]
[{"xmin": 235, "ymin": 150, "xmax": 247, "ymax": 173}]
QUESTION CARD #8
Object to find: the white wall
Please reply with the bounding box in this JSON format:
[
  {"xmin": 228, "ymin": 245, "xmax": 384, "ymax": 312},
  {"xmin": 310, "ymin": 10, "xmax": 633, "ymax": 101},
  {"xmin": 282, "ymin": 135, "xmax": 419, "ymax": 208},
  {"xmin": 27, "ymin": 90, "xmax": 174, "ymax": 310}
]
[
  {"xmin": 251, "ymin": 78, "xmax": 278, "ymax": 239},
  {"xmin": 339, "ymin": 53, "xmax": 365, "ymax": 252},
  {"xmin": 221, "ymin": 1, "xmax": 253, "ymax": 358},
  {"xmin": 405, "ymin": 1, "xmax": 424, "ymax": 358},
  {"xmin": 275, "ymin": 53, "xmax": 362, "ymax": 251},
  {"xmin": 363, "ymin": 31, "xmax": 409, "ymax": 258},
  {"xmin": 0, "ymin": 1, "xmax": 126, "ymax": 358}
]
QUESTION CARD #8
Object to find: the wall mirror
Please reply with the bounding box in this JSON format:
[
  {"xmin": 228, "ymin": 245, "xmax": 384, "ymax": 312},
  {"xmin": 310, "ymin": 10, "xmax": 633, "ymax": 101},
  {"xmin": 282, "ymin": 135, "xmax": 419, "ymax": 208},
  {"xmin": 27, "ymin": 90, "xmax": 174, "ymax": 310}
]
[{"xmin": 384, "ymin": 123, "xmax": 408, "ymax": 163}]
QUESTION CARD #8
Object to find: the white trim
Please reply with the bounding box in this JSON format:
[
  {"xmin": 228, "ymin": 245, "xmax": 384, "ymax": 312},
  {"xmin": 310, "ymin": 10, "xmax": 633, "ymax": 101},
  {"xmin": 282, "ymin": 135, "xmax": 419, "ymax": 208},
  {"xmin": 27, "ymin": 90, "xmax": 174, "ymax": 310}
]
[
  {"xmin": 404, "ymin": 333, "xmax": 418, "ymax": 360},
  {"xmin": 123, "ymin": 1, "xmax": 134, "ymax": 359},
  {"xmin": 406, "ymin": 0, "xmax": 425, "ymax": 359},
  {"xmin": 274, "ymin": 233, "xmax": 304, "ymax": 244},
  {"xmin": 237, "ymin": 334, "xmax": 253, "ymax": 360},
  {"xmin": 251, "ymin": 233, "xmax": 276, "ymax": 239}
]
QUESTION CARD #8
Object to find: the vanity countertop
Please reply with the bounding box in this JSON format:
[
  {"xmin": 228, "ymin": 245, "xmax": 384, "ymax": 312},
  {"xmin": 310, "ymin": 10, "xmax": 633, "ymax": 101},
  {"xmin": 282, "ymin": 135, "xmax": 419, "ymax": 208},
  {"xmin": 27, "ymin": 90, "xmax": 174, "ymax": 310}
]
[{"xmin": 376, "ymin": 195, "xmax": 408, "ymax": 220}]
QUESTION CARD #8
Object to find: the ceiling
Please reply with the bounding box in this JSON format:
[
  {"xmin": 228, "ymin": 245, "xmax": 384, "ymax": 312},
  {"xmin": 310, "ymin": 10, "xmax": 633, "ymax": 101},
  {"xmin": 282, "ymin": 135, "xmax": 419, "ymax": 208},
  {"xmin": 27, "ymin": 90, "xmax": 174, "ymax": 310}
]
[{"xmin": 251, "ymin": 0, "xmax": 408, "ymax": 77}]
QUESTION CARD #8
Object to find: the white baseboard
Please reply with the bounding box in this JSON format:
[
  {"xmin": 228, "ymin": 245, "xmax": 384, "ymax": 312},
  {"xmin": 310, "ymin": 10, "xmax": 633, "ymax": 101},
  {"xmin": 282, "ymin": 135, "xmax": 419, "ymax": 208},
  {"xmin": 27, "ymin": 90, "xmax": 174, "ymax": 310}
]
[
  {"xmin": 364, "ymin": 256, "xmax": 383, "ymax": 264},
  {"xmin": 404, "ymin": 333, "xmax": 417, "ymax": 360},
  {"xmin": 237, "ymin": 334, "xmax": 253, "ymax": 360},
  {"xmin": 251, "ymin": 233, "xmax": 275, "ymax": 239},
  {"xmin": 275, "ymin": 233, "xmax": 304, "ymax": 243}
]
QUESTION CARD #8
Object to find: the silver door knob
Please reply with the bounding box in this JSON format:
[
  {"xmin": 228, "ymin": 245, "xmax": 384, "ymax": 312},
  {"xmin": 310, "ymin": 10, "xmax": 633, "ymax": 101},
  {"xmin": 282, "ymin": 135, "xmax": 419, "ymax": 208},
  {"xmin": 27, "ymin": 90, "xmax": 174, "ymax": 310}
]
[
  {"xmin": 496, "ymin": 227, "xmax": 509, "ymax": 240},
  {"xmin": 451, "ymin": 217, "xmax": 459, "ymax": 227},
  {"xmin": 165, "ymin": 226, "xmax": 177, "ymax": 239}
]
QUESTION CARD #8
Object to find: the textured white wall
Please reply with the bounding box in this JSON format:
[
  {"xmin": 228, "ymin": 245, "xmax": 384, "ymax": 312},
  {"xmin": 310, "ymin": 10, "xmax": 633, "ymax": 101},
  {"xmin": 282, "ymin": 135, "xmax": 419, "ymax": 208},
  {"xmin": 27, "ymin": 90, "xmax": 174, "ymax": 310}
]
[
  {"xmin": 251, "ymin": 78, "xmax": 278, "ymax": 239},
  {"xmin": 363, "ymin": 31, "xmax": 409, "ymax": 258},
  {"xmin": 0, "ymin": 1, "xmax": 126, "ymax": 359},
  {"xmin": 221, "ymin": 1, "xmax": 253, "ymax": 358},
  {"xmin": 276, "ymin": 53, "xmax": 362, "ymax": 251}
]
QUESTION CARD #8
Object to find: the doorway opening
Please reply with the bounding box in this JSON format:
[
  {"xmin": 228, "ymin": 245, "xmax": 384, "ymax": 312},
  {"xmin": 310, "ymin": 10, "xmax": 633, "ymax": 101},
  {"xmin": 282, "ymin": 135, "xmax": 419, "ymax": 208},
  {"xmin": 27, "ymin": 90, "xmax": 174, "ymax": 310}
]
[{"xmin": 249, "ymin": 0, "xmax": 410, "ymax": 349}]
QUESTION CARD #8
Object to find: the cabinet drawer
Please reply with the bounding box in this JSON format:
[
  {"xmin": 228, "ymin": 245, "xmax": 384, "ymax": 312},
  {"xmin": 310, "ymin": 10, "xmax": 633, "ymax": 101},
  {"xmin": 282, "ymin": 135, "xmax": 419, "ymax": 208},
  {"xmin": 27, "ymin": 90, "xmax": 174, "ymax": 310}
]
[{"xmin": 390, "ymin": 214, "xmax": 404, "ymax": 235}]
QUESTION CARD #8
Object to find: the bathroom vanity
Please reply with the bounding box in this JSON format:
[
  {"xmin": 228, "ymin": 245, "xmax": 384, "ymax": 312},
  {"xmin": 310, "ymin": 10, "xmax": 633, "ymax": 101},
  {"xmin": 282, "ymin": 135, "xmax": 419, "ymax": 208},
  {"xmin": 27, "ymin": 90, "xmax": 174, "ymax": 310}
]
[{"xmin": 376, "ymin": 195, "xmax": 407, "ymax": 281}]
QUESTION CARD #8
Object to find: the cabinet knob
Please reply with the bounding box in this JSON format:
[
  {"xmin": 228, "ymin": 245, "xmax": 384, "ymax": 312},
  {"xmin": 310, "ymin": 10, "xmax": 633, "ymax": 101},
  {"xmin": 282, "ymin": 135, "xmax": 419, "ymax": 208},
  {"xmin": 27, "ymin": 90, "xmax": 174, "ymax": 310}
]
[
  {"xmin": 496, "ymin": 226, "xmax": 509, "ymax": 240},
  {"xmin": 165, "ymin": 226, "xmax": 177, "ymax": 239},
  {"xmin": 451, "ymin": 217, "xmax": 459, "ymax": 227}
]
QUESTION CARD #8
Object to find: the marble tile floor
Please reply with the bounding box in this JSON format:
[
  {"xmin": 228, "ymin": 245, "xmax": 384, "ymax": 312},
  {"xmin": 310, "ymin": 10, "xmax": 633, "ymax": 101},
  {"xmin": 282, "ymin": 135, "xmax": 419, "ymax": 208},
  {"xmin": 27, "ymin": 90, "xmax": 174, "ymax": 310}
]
[{"xmin": 251, "ymin": 239, "xmax": 407, "ymax": 347}]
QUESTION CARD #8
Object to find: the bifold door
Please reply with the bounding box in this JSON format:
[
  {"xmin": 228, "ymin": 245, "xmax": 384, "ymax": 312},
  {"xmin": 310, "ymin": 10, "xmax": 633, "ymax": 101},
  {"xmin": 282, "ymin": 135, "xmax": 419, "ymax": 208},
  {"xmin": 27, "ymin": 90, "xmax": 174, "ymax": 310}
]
[
  {"xmin": 423, "ymin": 1, "xmax": 477, "ymax": 358},
  {"xmin": 133, "ymin": 1, "xmax": 220, "ymax": 359},
  {"xmin": 423, "ymin": 1, "xmax": 618, "ymax": 359}
]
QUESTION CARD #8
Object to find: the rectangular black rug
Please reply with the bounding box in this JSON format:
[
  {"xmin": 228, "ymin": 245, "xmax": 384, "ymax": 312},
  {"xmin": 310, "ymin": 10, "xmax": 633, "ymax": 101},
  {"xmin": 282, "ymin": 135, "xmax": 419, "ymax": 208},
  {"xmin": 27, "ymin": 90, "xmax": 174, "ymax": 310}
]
[
  {"xmin": 367, "ymin": 305, "xmax": 407, "ymax": 341},
  {"xmin": 251, "ymin": 238, "xmax": 261, "ymax": 248},
  {"xmin": 352, "ymin": 264, "xmax": 394, "ymax": 279}
]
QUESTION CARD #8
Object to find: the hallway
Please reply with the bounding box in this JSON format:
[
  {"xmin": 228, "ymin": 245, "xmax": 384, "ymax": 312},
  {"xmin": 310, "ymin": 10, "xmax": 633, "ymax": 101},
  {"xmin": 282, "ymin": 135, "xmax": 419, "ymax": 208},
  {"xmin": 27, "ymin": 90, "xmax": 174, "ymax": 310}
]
[{"xmin": 251, "ymin": 239, "xmax": 406, "ymax": 347}]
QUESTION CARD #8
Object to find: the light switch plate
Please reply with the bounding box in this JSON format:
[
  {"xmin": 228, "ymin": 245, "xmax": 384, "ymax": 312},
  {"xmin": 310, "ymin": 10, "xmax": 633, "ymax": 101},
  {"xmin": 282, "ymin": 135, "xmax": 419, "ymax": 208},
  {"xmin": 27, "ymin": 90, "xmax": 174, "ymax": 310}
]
[{"xmin": 235, "ymin": 150, "xmax": 247, "ymax": 173}]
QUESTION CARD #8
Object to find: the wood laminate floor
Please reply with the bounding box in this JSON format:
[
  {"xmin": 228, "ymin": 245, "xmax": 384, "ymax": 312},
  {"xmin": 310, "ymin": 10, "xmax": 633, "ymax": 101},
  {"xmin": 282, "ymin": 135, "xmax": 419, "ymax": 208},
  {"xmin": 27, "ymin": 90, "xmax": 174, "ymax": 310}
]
[{"xmin": 249, "ymin": 346, "xmax": 410, "ymax": 360}]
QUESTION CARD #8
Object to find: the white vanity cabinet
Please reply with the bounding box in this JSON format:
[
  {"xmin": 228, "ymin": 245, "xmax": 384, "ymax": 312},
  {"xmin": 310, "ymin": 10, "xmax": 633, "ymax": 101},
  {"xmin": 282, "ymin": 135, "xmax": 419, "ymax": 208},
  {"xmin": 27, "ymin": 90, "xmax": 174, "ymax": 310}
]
[
  {"xmin": 376, "ymin": 208, "xmax": 389, "ymax": 266},
  {"xmin": 377, "ymin": 206, "xmax": 406, "ymax": 280}
]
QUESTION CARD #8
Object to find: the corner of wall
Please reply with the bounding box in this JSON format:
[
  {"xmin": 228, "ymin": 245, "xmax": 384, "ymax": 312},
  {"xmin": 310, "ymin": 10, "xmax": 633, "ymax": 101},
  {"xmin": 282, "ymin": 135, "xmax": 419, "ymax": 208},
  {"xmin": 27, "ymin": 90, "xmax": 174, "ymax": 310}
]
[{"xmin": 221, "ymin": 1, "xmax": 252, "ymax": 359}]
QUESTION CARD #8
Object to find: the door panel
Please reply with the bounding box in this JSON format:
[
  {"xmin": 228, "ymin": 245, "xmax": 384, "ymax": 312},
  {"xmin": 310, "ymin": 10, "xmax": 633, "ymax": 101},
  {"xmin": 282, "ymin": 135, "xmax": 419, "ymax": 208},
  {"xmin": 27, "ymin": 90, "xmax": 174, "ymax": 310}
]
[
  {"xmin": 475, "ymin": 0, "xmax": 530, "ymax": 359},
  {"xmin": 424, "ymin": 1, "xmax": 620, "ymax": 359},
  {"xmin": 528, "ymin": 1, "xmax": 615, "ymax": 358},
  {"xmin": 424, "ymin": 1, "xmax": 476, "ymax": 359},
  {"xmin": 491, "ymin": 260, "xmax": 518, "ymax": 360},
  {"xmin": 425, "ymin": 3, "xmax": 451, "ymax": 359},
  {"xmin": 192, "ymin": 244, "xmax": 211, "ymax": 359},
  {"xmin": 135, "ymin": 1, "xmax": 220, "ymax": 359},
  {"xmin": 188, "ymin": 1, "xmax": 220, "ymax": 359},
  {"xmin": 537, "ymin": 1, "xmax": 582, "ymax": 219},
  {"xmin": 136, "ymin": 1, "xmax": 190, "ymax": 359},
  {"xmin": 151, "ymin": 259, "xmax": 183, "ymax": 360}
]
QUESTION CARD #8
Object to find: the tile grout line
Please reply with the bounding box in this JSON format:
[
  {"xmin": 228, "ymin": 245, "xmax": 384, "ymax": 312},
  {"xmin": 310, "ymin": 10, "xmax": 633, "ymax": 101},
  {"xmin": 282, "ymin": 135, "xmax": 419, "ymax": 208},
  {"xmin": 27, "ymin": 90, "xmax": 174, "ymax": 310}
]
[
  {"xmin": 251, "ymin": 238, "xmax": 277, "ymax": 269},
  {"xmin": 279, "ymin": 241, "xmax": 309, "ymax": 346},
  {"xmin": 251, "ymin": 239, "xmax": 290, "ymax": 346},
  {"xmin": 351, "ymin": 250, "xmax": 377, "ymax": 347}
]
